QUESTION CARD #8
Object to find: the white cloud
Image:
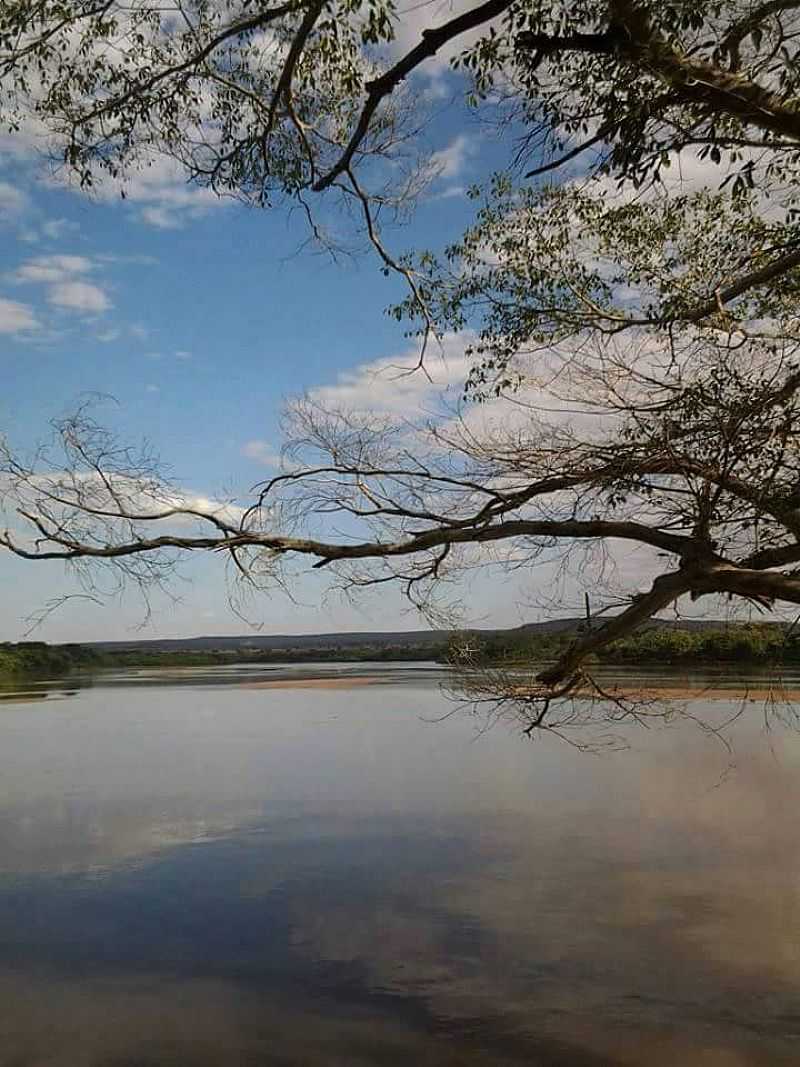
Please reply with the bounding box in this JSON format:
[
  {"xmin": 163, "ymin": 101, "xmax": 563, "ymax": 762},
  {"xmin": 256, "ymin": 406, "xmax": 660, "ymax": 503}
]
[
  {"xmin": 48, "ymin": 280, "xmax": 111, "ymax": 313},
  {"xmin": 430, "ymin": 134, "xmax": 476, "ymax": 181},
  {"xmin": 139, "ymin": 205, "xmax": 181, "ymax": 230},
  {"xmin": 241, "ymin": 440, "xmax": 282, "ymax": 467},
  {"xmin": 166, "ymin": 491, "xmax": 245, "ymax": 527},
  {"xmin": 308, "ymin": 332, "xmax": 474, "ymax": 414},
  {"xmin": 1, "ymin": 22, "xmax": 222, "ymax": 232},
  {"xmin": 14, "ymin": 254, "xmax": 93, "ymax": 284},
  {"xmin": 97, "ymin": 154, "xmax": 221, "ymax": 229},
  {"xmin": 96, "ymin": 253, "xmax": 159, "ymax": 266},
  {"xmin": 145, "ymin": 383, "xmax": 160, "ymax": 394},
  {"xmin": 0, "ymin": 298, "xmax": 39, "ymax": 333},
  {"xmin": 585, "ymin": 146, "xmax": 768, "ymax": 206},
  {"xmin": 434, "ymin": 184, "xmax": 466, "ymax": 200},
  {"xmin": 12, "ymin": 254, "xmax": 112, "ymax": 314},
  {"xmin": 175, "ymin": 350, "xmax": 192, "ymax": 360}
]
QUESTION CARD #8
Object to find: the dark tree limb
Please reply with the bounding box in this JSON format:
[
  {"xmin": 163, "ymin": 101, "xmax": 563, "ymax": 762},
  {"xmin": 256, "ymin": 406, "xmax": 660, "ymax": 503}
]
[
  {"xmin": 720, "ymin": 1, "xmax": 800, "ymax": 68},
  {"xmin": 518, "ymin": 1, "xmax": 800, "ymax": 145},
  {"xmin": 536, "ymin": 568, "xmax": 696, "ymax": 687},
  {"xmin": 312, "ymin": 0, "xmax": 515, "ymax": 191},
  {"xmin": 0, "ymin": 516, "xmax": 698, "ymax": 565}
]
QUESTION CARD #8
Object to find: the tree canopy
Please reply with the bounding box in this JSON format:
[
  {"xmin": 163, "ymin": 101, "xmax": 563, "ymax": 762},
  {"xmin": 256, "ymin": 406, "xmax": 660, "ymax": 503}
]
[{"xmin": 4, "ymin": 0, "xmax": 800, "ymax": 737}]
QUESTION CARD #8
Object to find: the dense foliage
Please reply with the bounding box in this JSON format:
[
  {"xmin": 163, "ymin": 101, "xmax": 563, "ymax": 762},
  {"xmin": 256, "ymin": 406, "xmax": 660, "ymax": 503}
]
[{"xmin": 0, "ymin": 642, "xmax": 101, "ymax": 678}]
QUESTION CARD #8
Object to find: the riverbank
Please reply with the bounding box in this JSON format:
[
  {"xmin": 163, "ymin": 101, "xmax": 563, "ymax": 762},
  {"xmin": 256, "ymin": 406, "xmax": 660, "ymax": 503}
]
[
  {"xmin": 6, "ymin": 619, "xmax": 800, "ymax": 683},
  {"xmin": 0, "ymin": 643, "xmax": 99, "ymax": 681}
]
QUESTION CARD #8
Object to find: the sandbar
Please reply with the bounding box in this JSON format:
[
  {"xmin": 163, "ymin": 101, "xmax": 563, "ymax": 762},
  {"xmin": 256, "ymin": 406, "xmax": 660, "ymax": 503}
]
[{"xmin": 243, "ymin": 676, "xmax": 379, "ymax": 690}]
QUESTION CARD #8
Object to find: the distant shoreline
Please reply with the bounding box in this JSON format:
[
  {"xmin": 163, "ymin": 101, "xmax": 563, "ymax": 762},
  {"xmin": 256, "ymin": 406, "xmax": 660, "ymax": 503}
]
[{"xmin": 6, "ymin": 616, "xmax": 800, "ymax": 682}]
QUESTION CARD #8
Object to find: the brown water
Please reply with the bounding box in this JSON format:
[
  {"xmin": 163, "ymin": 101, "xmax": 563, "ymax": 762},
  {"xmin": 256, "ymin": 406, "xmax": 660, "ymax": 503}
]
[{"xmin": 0, "ymin": 663, "xmax": 797, "ymax": 1065}]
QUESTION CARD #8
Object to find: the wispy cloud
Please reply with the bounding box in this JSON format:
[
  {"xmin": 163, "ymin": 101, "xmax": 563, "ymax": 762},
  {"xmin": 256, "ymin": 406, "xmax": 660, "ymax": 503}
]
[
  {"xmin": 95, "ymin": 327, "xmax": 122, "ymax": 343},
  {"xmin": 13, "ymin": 253, "xmax": 93, "ymax": 284},
  {"xmin": 241, "ymin": 440, "xmax": 282, "ymax": 467},
  {"xmin": 139, "ymin": 206, "xmax": 177, "ymax": 230},
  {"xmin": 40, "ymin": 217, "xmax": 80, "ymax": 241},
  {"xmin": 0, "ymin": 180, "xmax": 29, "ymax": 223},
  {"xmin": 99, "ymin": 154, "xmax": 222, "ymax": 229},
  {"xmin": 0, "ymin": 297, "xmax": 39, "ymax": 333},
  {"xmin": 308, "ymin": 332, "xmax": 474, "ymax": 414},
  {"xmin": 49, "ymin": 280, "xmax": 111, "ymax": 313},
  {"xmin": 430, "ymin": 134, "xmax": 476, "ymax": 181},
  {"xmin": 433, "ymin": 185, "xmax": 466, "ymax": 201}
]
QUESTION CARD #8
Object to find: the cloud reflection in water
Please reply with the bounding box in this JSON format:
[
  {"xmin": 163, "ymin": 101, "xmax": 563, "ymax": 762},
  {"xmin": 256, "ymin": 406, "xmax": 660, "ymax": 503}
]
[{"xmin": 0, "ymin": 671, "xmax": 796, "ymax": 1065}]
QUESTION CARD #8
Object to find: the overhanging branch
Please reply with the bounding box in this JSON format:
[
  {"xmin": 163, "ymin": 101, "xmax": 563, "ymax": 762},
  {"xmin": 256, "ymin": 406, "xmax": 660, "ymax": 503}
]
[
  {"xmin": 0, "ymin": 515, "xmax": 697, "ymax": 565},
  {"xmin": 536, "ymin": 568, "xmax": 695, "ymax": 687},
  {"xmin": 517, "ymin": 0, "xmax": 800, "ymax": 144},
  {"xmin": 312, "ymin": 0, "xmax": 514, "ymax": 191}
]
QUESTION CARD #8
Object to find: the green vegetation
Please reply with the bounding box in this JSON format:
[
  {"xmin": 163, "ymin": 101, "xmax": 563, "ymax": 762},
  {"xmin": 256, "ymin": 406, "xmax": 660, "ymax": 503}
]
[
  {"xmin": 0, "ymin": 640, "xmax": 446, "ymax": 679},
  {"xmin": 0, "ymin": 642, "xmax": 101, "ymax": 680},
  {"xmin": 452, "ymin": 624, "xmax": 800, "ymax": 667},
  {"xmin": 102, "ymin": 644, "xmax": 443, "ymax": 669},
  {"xmin": 601, "ymin": 625, "xmax": 800, "ymax": 665}
]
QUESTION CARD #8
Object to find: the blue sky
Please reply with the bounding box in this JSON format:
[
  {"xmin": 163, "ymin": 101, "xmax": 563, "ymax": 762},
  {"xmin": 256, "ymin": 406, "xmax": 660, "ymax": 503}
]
[{"xmin": 1, "ymin": 79, "xmax": 562, "ymax": 641}]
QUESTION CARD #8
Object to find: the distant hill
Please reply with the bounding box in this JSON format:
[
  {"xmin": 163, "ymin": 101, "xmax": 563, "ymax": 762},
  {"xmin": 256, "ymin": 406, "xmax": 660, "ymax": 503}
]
[
  {"xmin": 89, "ymin": 628, "xmax": 487, "ymax": 653},
  {"xmin": 86, "ymin": 616, "xmax": 743, "ymax": 654}
]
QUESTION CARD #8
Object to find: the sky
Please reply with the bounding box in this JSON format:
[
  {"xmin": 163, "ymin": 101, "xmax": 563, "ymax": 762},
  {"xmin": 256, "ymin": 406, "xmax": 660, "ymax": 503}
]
[
  {"xmin": 0, "ymin": 45, "xmax": 575, "ymax": 642},
  {"xmin": 0, "ymin": 9, "xmax": 746, "ymax": 644}
]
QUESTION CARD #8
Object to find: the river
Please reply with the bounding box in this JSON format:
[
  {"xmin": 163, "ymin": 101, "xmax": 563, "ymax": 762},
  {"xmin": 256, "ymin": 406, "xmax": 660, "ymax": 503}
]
[{"xmin": 0, "ymin": 662, "xmax": 797, "ymax": 1065}]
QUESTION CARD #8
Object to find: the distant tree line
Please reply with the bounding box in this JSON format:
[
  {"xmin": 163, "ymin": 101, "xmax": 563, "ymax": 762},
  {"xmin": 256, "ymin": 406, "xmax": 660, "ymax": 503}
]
[
  {"xmin": 0, "ymin": 640, "xmax": 443, "ymax": 679},
  {"xmin": 102, "ymin": 644, "xmax": 441, "ymax": 668},
  {"xmin": 452, "ymin": 623, "xmax": 800, "ymax": 667}
]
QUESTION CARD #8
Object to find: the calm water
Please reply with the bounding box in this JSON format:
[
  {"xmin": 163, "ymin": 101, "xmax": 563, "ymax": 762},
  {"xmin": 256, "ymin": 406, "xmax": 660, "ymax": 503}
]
[{"xmin": 0, "ymin": 663, "xmax": 798, "ymax": 1065}]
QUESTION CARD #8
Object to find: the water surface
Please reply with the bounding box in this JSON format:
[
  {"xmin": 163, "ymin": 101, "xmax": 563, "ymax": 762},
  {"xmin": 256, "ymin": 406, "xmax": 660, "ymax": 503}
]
[{"xmin": 0, "ymin": 663, "xmax": 797, "ymax": 1065}]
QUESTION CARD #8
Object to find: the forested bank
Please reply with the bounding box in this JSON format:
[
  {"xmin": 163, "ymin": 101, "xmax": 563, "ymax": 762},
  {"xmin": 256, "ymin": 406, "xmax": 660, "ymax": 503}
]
[
  {"xmin": 0, "ymin": 643, "xmax": 102, "ymax": 679},
  {"xmin": 0, "ymin": 641, "xmax": 441, "ymax": 679},
  {"xmin": 464, "ymin": 624, "xmax": 800, "ymax": 667},
  {"xmin": 4, "ymin": 623, "xmax": 800, "ymax": 682}
]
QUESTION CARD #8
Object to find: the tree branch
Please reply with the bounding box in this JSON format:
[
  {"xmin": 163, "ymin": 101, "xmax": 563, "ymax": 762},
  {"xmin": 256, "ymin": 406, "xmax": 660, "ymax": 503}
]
[
  {"xmin": 517, "ymin": 1, "xmax": 800, "ymax": 145},
  {"xmin": 695, "ymin": 562, "xmax": 800, "ymax": 604},
  {"xmin": 536, "ymin": 568, "xmax": 696, "ymax": 687},
  {"xmin": 312, "ymin": 0, "xmax": 514, "ymax": 191},
  {"xmin": 740, "ymin": 542, "xmax": 800, "ymax": 570},
  {"xmin": 0, "ymin": 515, "xmax": 696, "ymax": 565},
  {"xmin": 77, "ymin": 1, "xmax": 302, "ymax": 126},
  {"xmin": 669, "ymin": 246, "xmax": 800, "ymax": 325},
  {"xmin": 720, "ymin": 1, "xmax": 800, "ymax": 69}
]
